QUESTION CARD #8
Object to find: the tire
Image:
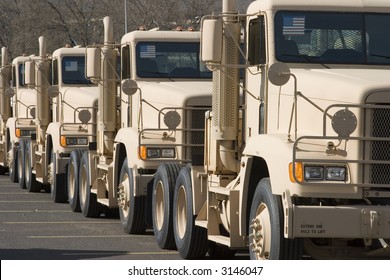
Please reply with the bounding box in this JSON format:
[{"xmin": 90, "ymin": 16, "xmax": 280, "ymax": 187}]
[
  {"xmin": 25, "ymin": 140, "xmax": 42, "ymax": 193},
  {"xmin": 173, "ymin": 166, "xmax": 207, "ymax": 259},
  {"xmin": 50, "ymin": 150, "xmax": 67, "ymax": 203},
  {"xmin": 17, "ymin": 139, "xmax": 26, "ymax": 189},
  {"xmin": 67, "ymin": 149, "xmax": 84, "ymax": 212},
  {"xmin": 118, "ymin": 158, "xmax": 146, "ymax": 234},
  {"xmin": 152, "ymin": 163, "xmax": 181, "ymax": 249},
  {"xmin": 8, "ymin": 144, "xmax": 18, "ymax": 183},
  {"xmin": 249, "ymin": 178, "xmax": 303, "ymax": 260},
  {"xmin": 79, "ymin": 151, "xmax": 100, "ymax": 218}
]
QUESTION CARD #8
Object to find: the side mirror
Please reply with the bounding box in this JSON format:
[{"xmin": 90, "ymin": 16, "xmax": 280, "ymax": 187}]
[
  {"xmin": 122, "ymin": 79, "xmax": 138, "ymax": 96},
  {"xmin": 201, "ymin": 18, "xmax": 223, "ymax": 63},
  {"xmin": 47, "ymin": 85, "xmax": 60, "ymax": 98},
  {"xmin": 268, "ymin": 62, "xmax": 291, "ymax": 86},
  {"xmin": 25, "ymin": 61, "xmax": 36, "ymax": 86},
  {"xmin": 5, "ymin": 87, "xmax": 15, "ymax": 98},
  {"xmin": 86, "ymin": 47, "xmax": 101, "ymax": 80}
]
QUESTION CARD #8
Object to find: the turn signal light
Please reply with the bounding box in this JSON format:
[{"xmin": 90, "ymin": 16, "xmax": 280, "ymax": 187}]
[{"xmin": 289, "ymin": 162, "xmax": 303, "ymax": 183}]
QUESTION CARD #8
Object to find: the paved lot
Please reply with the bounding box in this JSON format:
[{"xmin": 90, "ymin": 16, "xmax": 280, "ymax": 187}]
[{"xmin": 0, "ymin": 174, "xmax": 182, "ymax": 260}]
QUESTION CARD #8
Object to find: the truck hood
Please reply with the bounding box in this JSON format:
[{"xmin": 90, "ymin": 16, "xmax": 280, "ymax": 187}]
[
  {"xmin": 62, "ymin": 85, "xmax": 99, "ymax": 106},
  {"xmin": 291, "ymin": 67, "xmax": 390, "ymax": 103},
  {"xmin": 137, "ymin": 81, "xmax": 212, "ymax": 106}
]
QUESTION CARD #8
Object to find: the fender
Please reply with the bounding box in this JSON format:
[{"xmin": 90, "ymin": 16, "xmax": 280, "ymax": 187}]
[
  {"xmin": 114, "ymin": 127, "xmax": 160, "ymax": 170},
  {"xmin": 46, "ymin": 122, "xmax": 63, "ymax": 154},
  {"xmin": 243, "ymin": 134, "xmax": 295, "ymax": 195},
  {"xmin": 6, "ymin": 117, "xmax": 18, "ymax": 144}
]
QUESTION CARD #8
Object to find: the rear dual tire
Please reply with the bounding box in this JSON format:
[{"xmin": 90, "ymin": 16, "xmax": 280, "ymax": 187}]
[
  {"xmin": 173, "ymin": 166, "xmax": 207, "ymax": 259},
  {"xmin": 152, "ymin": 163, "xmax": 181, "ymax": 249},
  {"xmin": 79, "ymin": 151, "xmax": 101, "ymax": 218}
]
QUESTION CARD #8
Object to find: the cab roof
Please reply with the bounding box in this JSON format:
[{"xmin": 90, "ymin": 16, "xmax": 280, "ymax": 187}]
[
  {"xmin": 248, "ymin": 0, "xmax": 390, "ymax": 13},
  {"xmin": 52, "ymin": 47, "xmax": 86, "ymax": 58},
  {"xmin": 121, "ymin": 30, "xmax": 200, "ymax": 45}
]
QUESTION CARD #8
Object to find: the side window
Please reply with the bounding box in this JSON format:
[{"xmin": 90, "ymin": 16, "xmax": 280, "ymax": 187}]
[
  {"xmin": 248, "ymin": 16, "xmax": 266, "ymax": 65},
  {"xmin": 18, "ymin": 64, "xmax": 25, "ymax": 87},
  {"xmin": 12, "ymin": 66, "xmax": 16, "ymax": 88},
  {"xmin": 52, "ymin": 59, "xmax": 58, "ymax": 85},
  {"xmin": 121, "ymin": 45, "xmax": 131, "ymax": 79}
]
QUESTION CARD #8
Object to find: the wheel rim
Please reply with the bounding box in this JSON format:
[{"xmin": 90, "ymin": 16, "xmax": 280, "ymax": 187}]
[
  {"xmin": 250, "ymin": 202, "xmax": 272, "ymax": 260},
  {"xmin": 155, "ymin": 180, "xmax": 165, "ymax": 231},
  {"xmin": 69, "ymin": 162, "xmax": 76, "ymax": 198},
  {"xmin": 118, "ymin": 172, "xmax": 130, "ymax": 218},
  {"xmin": 176, "ymin": 185, "xmax": 187, "ymax": 239}
]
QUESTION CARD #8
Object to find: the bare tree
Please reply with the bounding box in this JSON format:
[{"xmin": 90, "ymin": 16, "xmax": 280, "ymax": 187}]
[{"xmin": 0, "ymin": 0, "xmax": 256, "ymax": 59}]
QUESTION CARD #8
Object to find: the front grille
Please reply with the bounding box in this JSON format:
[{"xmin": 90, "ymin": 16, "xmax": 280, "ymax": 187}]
[{"xmin": 369, "ymin": 106, "xmax": 390, "ymax": 184}]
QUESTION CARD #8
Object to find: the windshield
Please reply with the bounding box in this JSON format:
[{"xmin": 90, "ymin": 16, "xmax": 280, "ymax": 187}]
[
  {"xmin": 275, "ymin": 11, "xmax": 390, "ymax": 65},
  {"xmin": 136, "ymin": 42, "xmax": 212, "ymax": 78},
  {"xmin": 62, "ymin": 56, "xmax": 92, "ymax": 84}
]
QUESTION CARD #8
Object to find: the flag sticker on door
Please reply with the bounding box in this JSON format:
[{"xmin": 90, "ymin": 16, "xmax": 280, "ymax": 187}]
[
  {"xmin": 283, "ymin": 16, "xmax": 305, "ymax": 35},
  {"xmin": 140, "ymin": 45, "xmax": 156, "ymax": 58}
]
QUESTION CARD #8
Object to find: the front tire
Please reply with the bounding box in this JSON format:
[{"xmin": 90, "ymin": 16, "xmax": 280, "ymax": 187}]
[
  {"xmin": 50, "ymin": 150, "xmax": 67, "ymax": 203},
  {"xmin": 67, "ymin": 149, "xmax": 84, "ymax": 212},
  {"xmin": 152, "ymin": 163, "xmax": 181, "ymax": 249},
  {"xmin": 79, "ymin": 151, "xmax": 100, "ymax": 218},
  {"xmin": 25, "ymin": 140, "xmax": 42, "ymax": 192},
  {"xmin": 118, "ymin": 158, "xmax": 146, "ymax": 234},
  {"xmin": 249, "ymin": 178, "xmax": 303, "ymax": 260},
  {"xmin": 17, "ymin": 140, "xmax": 26, "ymax": 189},
  {"xmin": 8, "ymin": 142, "xmax": 18, "ymax": 183},
  {"xmin": 173, "ymin": 166, "xmax": 207, "ymax": 259}
]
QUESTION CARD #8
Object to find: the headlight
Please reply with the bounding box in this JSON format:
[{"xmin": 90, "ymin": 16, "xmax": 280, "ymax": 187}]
[
  {"xmin": 161, "ymin": 148, "xmax": 175, "ymax": 158},
  {"xmin": 290, "ymin": 162, "xmax": 347, "ymax": 182},
  {"xmin": 16, "ymin": 129, "xmax": 32, "ymax": 138},
  {"xmin": 326, "ymin": 166, "xmax": 346, "ymax": 181},
  {"xmin": 139, "ymin": 146, "xmax": 176, "ymax": 160},
  {"xmin": 147, "ymin": 148, "xmax": 161, "ymax": 158},
  {"xmin": 304, "ymin": 166, "xmax": 324, "ymax": 180},
  {"xmin": 60, "ymin": 136, "xmax": 88, "ymax": 147},
  {"xmin": 304, "ymin": 165, "xmax": 346, "ymax": 182}
]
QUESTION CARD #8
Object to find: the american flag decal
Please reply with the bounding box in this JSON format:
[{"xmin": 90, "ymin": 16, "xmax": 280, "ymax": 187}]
[
  {"xmin": 283, "ymin": 16, "xmax": 305, "ymax": 35},
  {"xmin": 140, "ymin": 45, "xmax": 156, "ymax": 58}
]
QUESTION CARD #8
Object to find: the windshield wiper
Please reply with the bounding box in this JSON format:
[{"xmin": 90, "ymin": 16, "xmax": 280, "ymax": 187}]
[
  {"xmin": 370, "ymin": 53, "xmax": 390, "ymax": 59},
  {"xmin": 282, "ymin": 54, "xmax": 330, "ymax": 69},
  {"xmin": 140, "ymin": 71, "xmax": 175, "ymax": 82}
]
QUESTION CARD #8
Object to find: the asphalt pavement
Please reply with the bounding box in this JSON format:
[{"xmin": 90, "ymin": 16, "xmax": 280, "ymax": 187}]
[{"xmin": 0, "ymin": 174, "xmax": 181, "ymax": 260}]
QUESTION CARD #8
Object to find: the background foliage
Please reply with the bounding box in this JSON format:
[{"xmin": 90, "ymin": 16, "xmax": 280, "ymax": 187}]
[{"xmin": 0, "ymin": 0, "xmax": 253, "ymax": 59}]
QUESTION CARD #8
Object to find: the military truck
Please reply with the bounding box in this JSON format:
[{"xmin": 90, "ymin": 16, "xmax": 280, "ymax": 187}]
[
  {"xmin": 161, "ymin": 0, "xmax": 390, "ymax": 259},
  {"xmin": 76, "ymin": 17, "xmax": 212, "ymax": 251},
  {"xmin": 23, "ymin": 41, "xmax": 98, "ymax": 202},
  {"xmin": 2, "ymin": 53, "xmax": 40, "ymax": 188}
]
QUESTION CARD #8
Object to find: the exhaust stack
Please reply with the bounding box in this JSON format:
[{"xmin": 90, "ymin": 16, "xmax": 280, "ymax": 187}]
[
  {"xmin": 0, "ymin": 47, "xmax": 11, "ymax": 122},
  {"xmin": 212, "ymin": 0, "xmax": 240, "ymax": 173},
  {"xmin": 36, "ymin": 36, "xmax": 51, "ymax": 144},
  {"xmin": 98, "ymin": 16, "xmax": 117, "ymax": 155}
]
